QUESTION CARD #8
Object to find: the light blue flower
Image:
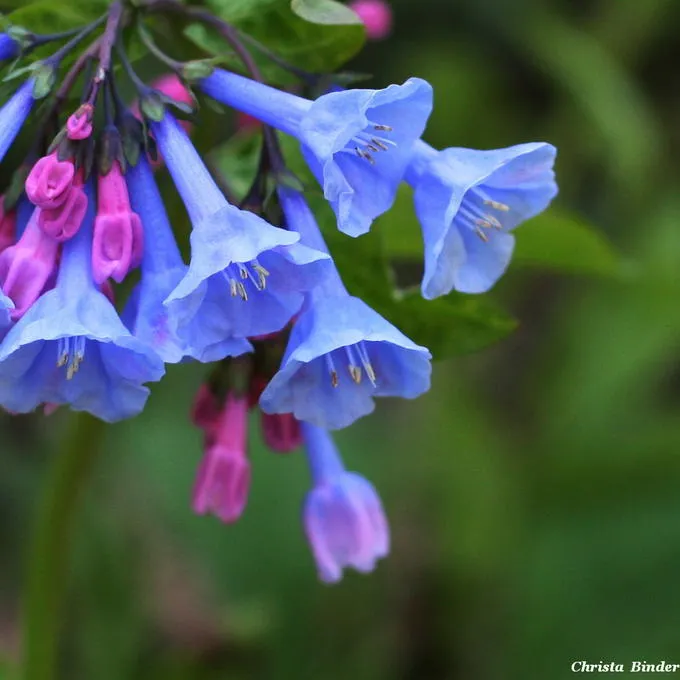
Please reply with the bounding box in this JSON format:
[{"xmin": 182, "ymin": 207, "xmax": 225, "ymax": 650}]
[
  {"xmin": 302, "ymin": 422, "xmax": 389, "ymax": 584},
  {"xmin": 151, "ymin": 112, "xmax": 331, "ymax": 342},
  {"xmin": 405, "ymin": 141, "xmax": 558, "ymax": 297},
  {"xmin": 259, "ymin": 188, "xmax": 431, "ymax": 430},
  {"xmin": 198, "ymin": 70, "xmax": 433, "ymax": 237},
  {"xmin": 125, "ymin": 155, "xmax": 252, "ymax": 363},
  {"xmin": 0, "ymin": 80, "xmax": 36, "ymax": 163},
  {"xmin": 0, "ymin": 183, "xmax": 164, "ymax": 422}
]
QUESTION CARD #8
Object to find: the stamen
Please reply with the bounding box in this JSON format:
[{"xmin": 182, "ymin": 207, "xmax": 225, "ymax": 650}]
[
  {"xmin": 371, "ymin": 138, "xmax": 389, "ymax": 151},
  {"xmin": 57, "ymin": 338, "xmax": 68, "ymax": 367},
  {"xmin": 356, "ymin": 342, "xmax": 377, "ymax": 386},
  {"xmin": 252, "ymin": 262, "xmax": 269, "ymax": 290},
  {"xmin": 237, "ymin": 282, "xmax": 248, "ymax": 301},
  {"xmin": 325, "ymin": 353, "xmax": 340, "ymax": 388},
  {"xmin": 475, "ymin": 227, "xmax": 489, "ymax": 242},
  {"xmin": 230, "ymin": 279, "xmax": 238, "ymax": 297},
  {"xmin": 239, "ymin": 265, "xmax": 249, "ymax": 279},
  {"xmin": 58, "ymin": 336, "xmax": 87, "ymax": 380},
  {"xmin": 373, "ymin": 124, "xmax": 392, "ymax": 131},
  {"xmin": 484, "ymin": 199, "xmax": 510, "ymax": 212},
  {"xmin": 345, "ymin": 345, "xmax": 363, "ymax": 384}
]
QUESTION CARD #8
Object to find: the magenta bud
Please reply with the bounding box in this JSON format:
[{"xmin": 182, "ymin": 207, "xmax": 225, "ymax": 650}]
[
  {"xmin": 92, "ymin": 163, "xmax": 143, "ymax": 284},
  {"xmin": 349, "ymin": 0, "xmax": 393, "ymax": 40},
  {"xmin": 38, "ymin": 184, "xmax": 88, "ymax": 242},
  {"xmin": 91, "ymin": 212, "xmax": 143, "ymax": 284},
  {"xmin": 191, "ymin": 445, "xmax": 251, "ymax": 524},
  {"xmin": 25, "ymin": 153, "xmax": 75, "ymax": 209},
  {"xmin": 0, "ymin": 209, "xmax": 59, "ymax": 320},
  {"xmin": 191, "ymin": 395, "xmax": 251, "ymax": 524},
  {"xmin": 261, "ymin": 412, "xmax": 302, "ymax": 453},
  {"xmin": 66, "ymin": 104, "xmax": 94, "ymax": 140}
]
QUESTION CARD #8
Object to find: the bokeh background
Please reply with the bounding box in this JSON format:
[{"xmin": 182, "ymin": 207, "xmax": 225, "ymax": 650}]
[{"xmin": 3, "ymin": 0, "xmax": 680, "ymax": 678}]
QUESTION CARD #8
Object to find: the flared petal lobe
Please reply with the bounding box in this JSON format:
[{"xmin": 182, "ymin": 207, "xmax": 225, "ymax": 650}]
[
  {"xmin": 260, "ymin": 293, "xmax": 431, "ymax": 430},
  {"xmin": 407, "ymin": 141, "xmax": 558, "ymax": 297},
  {"xmin": 300, "ymin": 78, "xmax": 433, "ymax": 237}
]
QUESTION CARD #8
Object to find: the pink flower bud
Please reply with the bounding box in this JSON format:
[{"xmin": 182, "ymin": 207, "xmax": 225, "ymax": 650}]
[
  {"xmin": 0, "ymin": 208, "xmax": 59, "ymax": 320},
  {"xmin": 92, "ymin": 162, "xmax": 143, "ymax": 284},
  {"xmin": 260, "ymin": 412, "xmax": 302, "ymax": 453},
  {"xmin": 25, "ymin": 153, "xmax": 75, "ymax": 209},
  {"xmin": 66, "ymin": 103, "xmax": 94, "ymax": 140},
  {"xmin": 192, "ymin": 395, "xmax": 251, "ymax": 524},
  {"xmin": 0, "ymin": 196, "xmax": 16, "ymax": 253},
  {"xmin": 349, "ymin": 0, "xmax": 393, "ymax": 40},
  {"xmin": 38, "ymin": 176, "xmax": 88, "ymax": 242}
]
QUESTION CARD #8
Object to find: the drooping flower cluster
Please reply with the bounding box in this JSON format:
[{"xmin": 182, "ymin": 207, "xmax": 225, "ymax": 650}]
[{"xmin": 0, "ymin": 2, "xmax": 557, "ymax": 583}]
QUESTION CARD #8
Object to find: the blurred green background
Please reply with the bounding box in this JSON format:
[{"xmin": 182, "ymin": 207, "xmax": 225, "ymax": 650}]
[{"xmin": 3, "ymin": 0, "xmax": 680, "ymax": 678}]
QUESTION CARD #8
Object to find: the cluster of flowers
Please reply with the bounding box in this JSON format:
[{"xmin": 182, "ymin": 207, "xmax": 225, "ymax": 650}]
[{"xmin": 0, "ymin": 5, "xmax": 556, "ymax": 583}]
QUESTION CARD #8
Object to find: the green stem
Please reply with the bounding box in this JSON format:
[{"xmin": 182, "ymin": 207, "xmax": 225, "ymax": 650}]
[{"xmin": 20, "ymin": 413, "xmax": 107, "ymax": 680}]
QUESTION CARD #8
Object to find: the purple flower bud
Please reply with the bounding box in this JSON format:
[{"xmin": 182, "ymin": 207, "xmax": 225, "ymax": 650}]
[{"xmin": 302, "ymin": 422, "xmax": 389, "ymax": 583}]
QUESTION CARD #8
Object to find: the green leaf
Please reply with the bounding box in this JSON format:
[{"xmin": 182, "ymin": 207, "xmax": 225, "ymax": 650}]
[
  {"xmin": 514, "ymin": 208, "xmax": 622, "ymax": 276},
  {"xmin": 387, "ymin": 290, "xmax": 518, "ymax": 357},
  {"xmin": 290, "ymin": 0, "xmax": 363, "ymax": 26},
  {"xmin": 205, "ymin": 0, "xmax": 283, "ymax": 24},
  {"xmin": 6, "ymin": 0, "xmax": 105, "ymax": 34},
  {"xmin": 31, "ymin": 61, "xmax": 56, "ymax": 99},
  {"xmin": 187, "ymin": 2, "xmax": 365, "ymax": 84}
]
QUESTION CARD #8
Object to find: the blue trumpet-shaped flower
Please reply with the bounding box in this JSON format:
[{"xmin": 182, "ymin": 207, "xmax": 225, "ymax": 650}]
[
  {"xmin": 152, "ymin": 112, "xmax": 331, "ymax": 343},
  {"xmin": 259, "ymin": 188, "xmax": 431, "ymax": 430},
  {"xmin": 0, "ymin": 34, "xmax": 19, "ymax": 62},
  {"xmin": 198, "ymin": 69, "xmax": 433, "ymax": 237},
  {"xmin": 405, "ymin": 141, "xmax": 558, "ymax": 298},
  {"xmin": 0, "ymin": 184, "xmax": 165, "ymax": 422},
  {"xmin": 302, "ymin": 422, "xmax": 389, "ymax": 584},
  {"xmin": 0, "ymin": 80, "xmax": 36, "ymax": 164},
  {"xmin": 125, "ymin": 155, "xmax": 252, "ymax": 363}
]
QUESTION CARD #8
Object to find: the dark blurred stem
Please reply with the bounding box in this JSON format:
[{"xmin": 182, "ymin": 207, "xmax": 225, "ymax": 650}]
[
  {"xmin": 30, "ymin": 26, "xmax": 91, "ymax": 49},
  {"xmin": 237, "ymin": 30, "xmax": 319, "ymax": 85},
  {"xmin": 86, "ymin": 0, "xmax": 125, "ymax": 104},
  {"xmin": 20, "ymin": 413, "xmax": 106, "ymax": 680},
  {"xmin": 43, "ymin": 14, "xmax": 107, "ymax": 67},
  {"xmin": 116, "ymin": 38, "xmax": 148, "ymax": 96},
  {"xmin": 136, "ymin": 21, "xmax": 183, "ymax": 72}
]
